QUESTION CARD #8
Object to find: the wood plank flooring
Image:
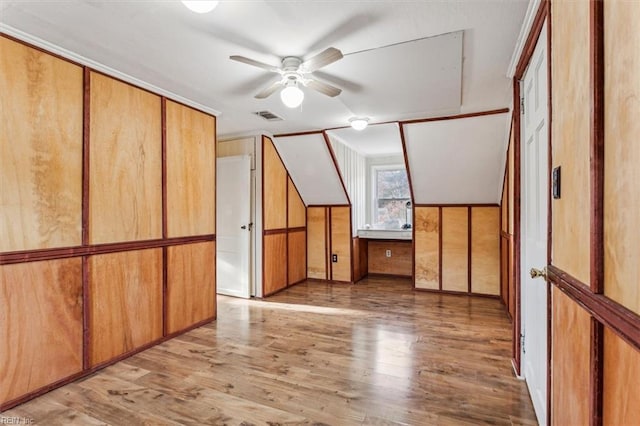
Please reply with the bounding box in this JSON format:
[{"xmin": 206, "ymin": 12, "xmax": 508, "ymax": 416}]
[{"xmin": 2, "ymin": 277, "xmax": 538, "ymax": 425}]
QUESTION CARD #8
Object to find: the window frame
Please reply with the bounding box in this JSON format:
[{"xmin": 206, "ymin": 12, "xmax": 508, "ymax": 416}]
[{"xmin": 370, "ymin": 164, "xmax": 411, "ymax": 229}]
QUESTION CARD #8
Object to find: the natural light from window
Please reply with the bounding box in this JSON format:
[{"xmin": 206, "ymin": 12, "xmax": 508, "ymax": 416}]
[{"xmin": 372, "ymin": 165, "xmax": 411, "ymax": 229}]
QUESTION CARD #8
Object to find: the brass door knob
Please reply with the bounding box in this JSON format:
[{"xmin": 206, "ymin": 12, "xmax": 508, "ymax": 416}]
[{"xmin": 530, "ymin": 267, "xmax": 548, "ymax": 280}]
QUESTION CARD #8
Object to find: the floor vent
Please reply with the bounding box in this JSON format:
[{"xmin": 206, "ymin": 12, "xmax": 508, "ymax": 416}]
[{"xmin": 254, "ymin": 110, "xmax": 283, "ymax": 121}]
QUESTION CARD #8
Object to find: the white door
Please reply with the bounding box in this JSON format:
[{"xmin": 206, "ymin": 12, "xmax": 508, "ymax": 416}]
[
  {"xmin": 216, "ymin": 155, "xmax": 251, "ymax": 299},
  {"xmin": 521, "ymin": 22, "xmax": 549, "ymax": 425}
]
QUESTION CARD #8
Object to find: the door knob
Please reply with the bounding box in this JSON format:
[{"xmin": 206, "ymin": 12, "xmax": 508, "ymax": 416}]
[
  {"xmin": 241, "ymin": 225, "xmax": 247, "ymax": 230},
  {"xmin": 530, "ymin": 267, "xmax": 548, "ymax": 280}
]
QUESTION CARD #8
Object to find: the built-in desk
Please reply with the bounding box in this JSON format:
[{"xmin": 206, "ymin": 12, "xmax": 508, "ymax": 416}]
[{"xmin": 353, "ymin": 229, "xmax": 413, "ymax": 281}]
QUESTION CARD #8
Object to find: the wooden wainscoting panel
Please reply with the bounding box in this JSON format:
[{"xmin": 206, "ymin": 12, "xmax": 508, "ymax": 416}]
[
  {"xmin": 603, "ymin": 0, "xmax": 640, "ymax": 314},
  {"xmin": 263, "ymin": 137, "xmax": 287, "ymax": 230},
  {"xmin": 0, "ymin": 258, "xmax": 83, "ymax": 405},
  {"xmin": 508, "ymin": 235, "xmax": 516, "ymax": 317},
  {"xmin": 288, "ymin": 231, "xmax": 306, "ymax": 285},
  {"xmin": 442, "ymin": 207, "xmax": 469, "ymax": 293},
  {"xmin": 352, "ymin": 237, "xmax": 368, "ymax": 282},
  {"xmin": 414, "ymin": 207, "xmax": 439, "ymax": 290},
  {"xmin": 367, "ymin": 240, "xmax": 412, "ymax": 277},
  {"xmin": 264, "ymin": 233, "xmax": 287, "ymax": 295},
  {"xmin": 603, "ymin": 327, "xmax": 640, "ymax": 424},
  {"xmin": 307, "ymin": 207, "xmax": 326, "ymax": 280},
  {"xmin": 0, "ymin": 37, "xmax": 83, "ymax": 252},
  {"xmin": 551, "ymin": 286, "xmax": 590, "ymax": 425},
  {"xmin": 167, "ymin": 242, "xmax": 216, "ymax": 334},
  {"xmin": 470, "ymin": 207, "xmax": 500, "ymax": 295},
  {"xmin": 89, "ymin": 72, "xmax": 162, "ymax": 244},
  {"xmin": 500, "ymin": 236, "xmax": 509, "ymax": 307},
  {"xmin": 166, "ymin": 100, "xmax": 216, "ymax": 238},
  {"xmin": 551, "ymin": 0, "xmax": 591, "ymax": 285},
  {"xmin": 501, "ymin": 179, "xmax": 508, "ymax": 232},
  {"xmin": 287, "ymin": 178, "xmax": 306, "ymax": 228},
  {"xmin": 89, "ymin": 248, "xmax": 163, "ymax": 366},
  {"xmin": 330, "ymin": 206, "xmax": 352, "ymax": 282}
]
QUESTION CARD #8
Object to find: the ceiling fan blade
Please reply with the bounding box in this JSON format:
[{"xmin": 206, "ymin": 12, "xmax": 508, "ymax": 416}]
[
  {"xmin": 254, "ymin": 80, "xmax": 283, "ymax": 99},
  {"xmin": 305, "ymin": 78, "xmax": 342, "ymax": 97},
  {"xmin": 230, "ymin": 55, "xmax": 280, "ymax": 73},
  {"xmin": 300, "ymin": 47, "xmax": 343, "ymax": 72}
]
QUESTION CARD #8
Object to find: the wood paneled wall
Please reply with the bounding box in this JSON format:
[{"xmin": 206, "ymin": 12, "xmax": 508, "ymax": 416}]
[
  {"xmin": 414, "ymin": 206, "xmax": 500, "ymax": 295},
  {"xmin": 0, "ymin": 36, "xmax": 217, "ymax": 410},
  {"xmin": 500, "ymin": 126, "xmax": 515, "ymax": 317},
  {"xmin": 89, "ymin": 249, "xmax": 163, "ymax": 366},
  {"xmin": 367, "ymin": 240, "xmax": 412, "ymax": 277},
  {"xmin": 0, "ymin": 37, "xmax": 83, "ymax": 252},
  {"xmin": 166, "ymin": 100, "xmax": 216, "ymax": 238},
  {"xmin": 414, "ymin": 207, "xmax": 439, "ymax": 290},
  {"xmin": 551, "ymin": 286, "xmax": 590, "ymax": 426},
  {"xmin": 603, "ymin": 0, "xmax": 640, "ymax": 316},
  {"xmin": 89, "ymin": 72, "xmax": 162, "ymax": 244},
  {"xmin": 551, "ymin": 0, "xmax": 591, "ymax": 285},
  {"xmin": 522, "ymin": 0, "xmax": 640, "ymax": 423},
  {"xmin": 306, "ymin": 206, "xmax": 353, "ymax": 283},
  {"xmin": 261, "ymin": 137, "xmax": 307, "ymax": 296},
  {"xmin": 307, "ymin": 207, "xmax": 327, "ymax": 280},
  {"xmin": 0, "ymin": 259, "xmax": 83, "ymax": 404}
]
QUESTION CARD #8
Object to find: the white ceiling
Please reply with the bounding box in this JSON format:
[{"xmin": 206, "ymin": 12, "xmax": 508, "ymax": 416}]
[
  {"xmin": 0, "ymin": 0, "xmax": 528, "ymax": 139},
  {"xmin": 327, "ymin": 123, "xmax": 403, "ymax": 157},
  {"xmin": 403, "ymin": 112, "xmax": 511, "ymax": 205},
  {"xmin": 273, "ymin": 134, "xmax": 349, "ymax": 206}
]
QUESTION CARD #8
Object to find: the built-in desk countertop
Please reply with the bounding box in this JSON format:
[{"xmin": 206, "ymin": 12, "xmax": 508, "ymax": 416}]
[{"xmin": 356, "ymin": 229, "xmax": 412, "ymax": 240}]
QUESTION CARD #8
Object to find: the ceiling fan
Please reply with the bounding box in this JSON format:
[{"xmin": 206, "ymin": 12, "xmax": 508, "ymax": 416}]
[{"xmin": 230, "ymin": 47, "xmax": 344, "ymax": 108}]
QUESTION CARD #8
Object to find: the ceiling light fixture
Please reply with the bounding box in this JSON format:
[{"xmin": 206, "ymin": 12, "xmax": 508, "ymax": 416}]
[
  {"xmin": 349, "ymin": 117, "xmax": 369, "ymax": 131},
  {"xmin": 280, "ymin": 81, "xmax": 304, "ymax": 108},
  {"xmin": 181, "ymin": 1, "xmax": 219, "ymax": 14}
]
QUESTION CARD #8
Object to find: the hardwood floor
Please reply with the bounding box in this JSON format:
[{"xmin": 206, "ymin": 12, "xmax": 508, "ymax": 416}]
[{"xmin": 3, "ymin": 277, "xmax": 537, "ymax": 425}]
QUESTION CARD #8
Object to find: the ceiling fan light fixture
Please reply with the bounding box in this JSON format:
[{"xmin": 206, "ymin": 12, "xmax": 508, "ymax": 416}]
[
  {"xmin": 181, "ymin": 1, "xmax": 219, "ymax": 14},
  {"xmin": 280, "ymin": 83, "xmax": 304, "ymax": 108},
  {"xmin": 349, "ymin": 117, "xmax": 369, "ymax": 131}
]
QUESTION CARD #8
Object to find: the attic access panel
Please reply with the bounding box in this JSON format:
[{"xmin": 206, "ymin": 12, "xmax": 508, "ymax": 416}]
[
  {"xmin": 404, "ymin": 112, "xmax": 510, "ymax": 204},
  {"xmin": 273, "ymin": 133, "xmax": 349, "ymax": 206},
  {"xmin": 325, "ymin": 31, "xmax": 463, "ymax": 120}
]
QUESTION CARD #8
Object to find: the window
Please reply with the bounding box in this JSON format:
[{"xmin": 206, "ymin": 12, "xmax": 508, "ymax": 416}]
[{"xmin": 372, "ymin": 166, "xmax": 411, "ymax": 229}]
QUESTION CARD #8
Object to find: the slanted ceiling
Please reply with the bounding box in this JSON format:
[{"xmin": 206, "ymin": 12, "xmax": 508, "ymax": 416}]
[
  {"xmin": 273, "ymin": 134, "xmax": 349, "ymax": 206},
  {"xmin": 275, "ymin": 111, "xmax": 510, "ymax": 207},
  {"xmin": 403, "ymin": 112, "xmax": 511, "ymax": 204}
]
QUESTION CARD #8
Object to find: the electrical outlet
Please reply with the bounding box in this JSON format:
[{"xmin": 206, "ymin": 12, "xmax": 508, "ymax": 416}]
[
  {"xmin": 332, "ymin": 254, "xmax": 338, "ymax": 263},
  {"xmin": 386, "ymin": 250, "xmax": 391, "ymax": 258}
]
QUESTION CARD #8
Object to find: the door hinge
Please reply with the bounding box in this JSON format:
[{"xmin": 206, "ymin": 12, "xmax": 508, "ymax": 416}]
[
  {"xmin": 520, "ymin": 97, "xmax": 525, "ymax": 115},
  {"xmin": 521, "ymin": 333, "xmax": 525, "ymax": 354}
]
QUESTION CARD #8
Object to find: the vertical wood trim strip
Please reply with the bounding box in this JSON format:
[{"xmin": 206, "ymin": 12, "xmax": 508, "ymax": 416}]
[
  {"xmin": 512, "ymin": 79, "xmax": 523, "ymax": 375},
  {"xmin": 328, "ymin": 207, "xmax": 333, "ymax": 281},
  {"xmin": 82, "ymin": 256, "xmax": 90, "ymax": 370},
  {"xmin": 546, "ymin": 6, "xmax": 553, "ymax": 424},
  {"xmin": 590, "ymin": 0, "xmax": 604, "ymax": 295},
  {"xmin": 161, "ymin": 98, "xmax": 167, "ymax": 239},
  {"xmin": 589, "ymin": 2, "xmax": 605, "ymax": 425},
  {"xmin": 438, "ymin": 207, "xmax": 443, "ymax": 291},
  {"xmin": 590, "ymin": 318, "xmax": 604, "ymax": 426},
  {"xmin": 82, "ymin": 68, "xmax": 91, "ymax": 246},
  {"xmin": 467, "ymin": 207, "xmax": 472, "ymax": 294},
  {"xmin": 162, "ymin": 247, "xmax": 168, "ymax": 336},
  {"xmin": 412, "ymin": 224, "xmax": 416, "ymax": 288},
  {"xmin": 261, "ymin": 136, "xmax": 266, "ymax": 296},
  {"xmin": 349, "ymin": 206, "xmax": 354, "ymax": 283},
  {"xmin": 285, "ymin": 173, "xmax": 290, "ymax": 287},
  {"xmin": 399, "ymin": 124, "xmax": 415, "ymax": 203}
]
